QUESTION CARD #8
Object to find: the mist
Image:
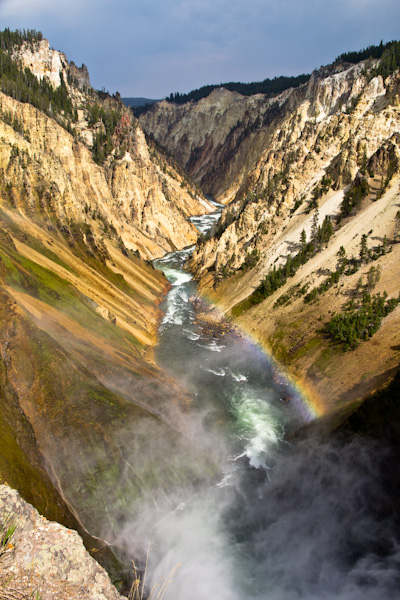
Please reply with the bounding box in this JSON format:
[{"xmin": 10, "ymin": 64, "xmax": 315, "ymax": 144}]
[{"xmin": 115, "ymin": 431, "xmax": 400, "ymax": 600}]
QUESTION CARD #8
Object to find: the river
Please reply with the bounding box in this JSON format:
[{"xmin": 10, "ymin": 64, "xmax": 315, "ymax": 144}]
[{"xmin": 123, "ymin": 202, "xmax": 400, "ymax": 600}]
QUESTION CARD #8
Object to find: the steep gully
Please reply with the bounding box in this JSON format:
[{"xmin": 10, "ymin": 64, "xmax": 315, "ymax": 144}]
[{"xmin": 116, "ymin": 201, "xmax": 400, "ymax": 600}]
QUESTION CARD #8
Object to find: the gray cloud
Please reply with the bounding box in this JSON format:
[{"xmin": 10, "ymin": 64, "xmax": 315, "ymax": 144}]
[{"xmin": 1, "ymin": 1, "xmax": 399, "ymax": 111}]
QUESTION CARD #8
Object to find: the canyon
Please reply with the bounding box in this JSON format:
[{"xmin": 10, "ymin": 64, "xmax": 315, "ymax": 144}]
[
  {"xmin": 141, "ymin": 51, "xmax": 400, "ymax": 415},
  {"xmin": 1, "ymin": 30, "xmax": 400, "ymax": 600}
]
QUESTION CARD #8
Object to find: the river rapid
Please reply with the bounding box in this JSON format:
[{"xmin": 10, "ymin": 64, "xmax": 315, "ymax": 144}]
[{"xmin": 121, "ymin": 202, "xmax": 400, "ymax": 600}]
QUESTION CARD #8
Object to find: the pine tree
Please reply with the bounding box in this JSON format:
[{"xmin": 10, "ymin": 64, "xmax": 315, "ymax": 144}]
[
  {"xmin": 382, "ymin": 234, "xmax": 388, "ymax": 255},
  {"xmin": 300, "ymin": 229, "xmax": 307, "ymax": 249},
  {"xmin": 366, "ymin": 265, "xmax": 381, "ymax": 291},
  {"xmin": 311, "ymin": 209, "xmax": 319, "ymax": 248},
  {"xmin": 336, "ymin": 246, "xmax": 347, "ymax": 272},
  {"xmin": 395, "ymin": 211, "xmax": 400, "ymax": 240},
  {"xmin": 360, "ymin": 234, "xmax": 368, "ymax": 263}
]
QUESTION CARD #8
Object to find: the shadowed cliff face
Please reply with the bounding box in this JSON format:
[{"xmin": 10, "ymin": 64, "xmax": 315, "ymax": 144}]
[{"xmin": 139, "ymin": 63, "xmax": 374, "ymax": 204}]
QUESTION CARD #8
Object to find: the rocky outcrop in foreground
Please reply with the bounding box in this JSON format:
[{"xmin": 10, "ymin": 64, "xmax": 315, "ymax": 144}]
[{"xmin": 0, "ymin": 485, "xmax": 125, "ymax": 600}]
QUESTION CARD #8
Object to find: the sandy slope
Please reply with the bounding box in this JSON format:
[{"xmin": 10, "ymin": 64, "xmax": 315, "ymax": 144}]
[{"xmin": 208, "ymin": 176, "xmax": 400, "ymax": 413}]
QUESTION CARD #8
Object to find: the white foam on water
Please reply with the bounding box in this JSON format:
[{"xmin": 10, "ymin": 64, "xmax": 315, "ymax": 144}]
[
  {"xmin": 203, "ymin": 367, "xmax": 226, "ymax": 377},
  {"xmin": 216, "ymin": 471, "xmax": 235, "ymax": 488},
  {"xmin": 208, "ymin": 340, "xmax": 226, "ymax": 352},
  {"xmin": 190, "ymin": 212, "xmax": 223, "ymax": 235},
  {"xmin": 162, "ymin": 287, "xmax": 190, "ymax": 326},
  {"xmin": 183, "ymin": 328, "xmax": 201, "ymax": 341},
  {"xmin": 196, "ymin": 341, "xmax": 225, "ymax": 352},
  {"xmin": 231, "ymin": 390, "xmax": 282, "ymax": 469},
  {"xmin": 230, "ymin": 371, "xmax": 248, "ymax": 382},
  {"xmin": 161, "ymin": 267, "xmax": 193, "ymax": 286}
]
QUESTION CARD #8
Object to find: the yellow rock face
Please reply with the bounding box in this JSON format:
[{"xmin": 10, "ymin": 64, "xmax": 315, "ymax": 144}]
[
  {"xmin": 143, "ymin": 63, "xmax": 400, "ymax": 414},
  {"xmin": 0, "ymin": 91, "xmax": 213, "ymax": 260},
  {"xmin": 0, "ymin": 46, "xmax": 216, "ymax": 548}
]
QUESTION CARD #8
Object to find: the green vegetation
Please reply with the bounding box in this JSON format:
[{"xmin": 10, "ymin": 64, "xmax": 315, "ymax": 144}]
[
  {"xmin": 231, "ymin": 196, "xmax": 393, "ymax": 316},
  {"xmin": 305, "ymin": 233, "xmax": 389, "ymax": 304},
  {"xmin": 88, "ymin": 103, "xmax": 123, "ymax": 164},
  {"xmin": 212, "ymin": 161, "xmax": 297, "ymax": 242},
  {"xmin": 135, "ymin": 39, "xmax": 399, "ymax": 116},
  {"xmin": 372, "ymin": 40, "xmax": 400, "ymax": 80},
  {"xmin": 0, "ymin": 353, "xmax": 92, "ymax": 536},
  {"xmin": 395, "ymin": 210, "xmax": 400, "ymax": 240},
  {"xmin": 0, "ymin": 29, "xmax": 74, "ymax": 121},
  {"xmin": 231, "ymin": 215, "xmax": 334, "ymax": 315},
  {"xmin": 242, "ymin": 248, "xmax": 260, "ymax": 270},
  {"xmin": 273, "ymin": 282, "xmax": 310, "ymax": 308},
  {"xmin": 0, "ymin": 510, "xmax": 17, "ymax": 557},
  {"xmin": 0, "ymin": 27, "xmax": 43, "ymax": 51},
  {"xmin": 133, "ymin": 76, "xmax": 308, "ymax": 115},
  {"xmin": 375, "ymin": 157, "xmax": 399, "ymax": 200},
  {"xmin": 154, "ymin": 74, "xmax": 311, "ymax": 108},
  {"xmin": 339, "ymin": 176, "xmax": 370, "ymax": 220},
  {"xmin": 58, "ymin": 219, "xmax": 112, "ymax": 264},
  {"xmin": 306, "ymin": 175, "xmax": 332, "ymax": 213},
  {"xmin": 0, "ymin": 107, "xmax": 31, "ymax": 140},
  {"xmin": 323, "ymin": 291, "xmax": 400, "ymax": 351},
  {"xmin": 335, "ymin": 40, "xmax": 396, "ymax": 65},
  {"xmin": 0, "ymin": 28, "xmax": 127, "ymax": 165},
  {"xmin": 0, "ymin": 241, "xmax": 141, "ymax": 351},
  {"xmin": 0, "ymin": 212, "xmax": 75, "ymax": 273}
]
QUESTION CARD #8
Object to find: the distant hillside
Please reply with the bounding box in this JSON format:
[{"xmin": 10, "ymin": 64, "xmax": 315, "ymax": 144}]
[
  {"xmin": 165, "ymin": 73, "xmax": 311, "ymax": 105},
  {"xmin": 122, "ymin": 97, "xmax": 159, "ymax": 107}
]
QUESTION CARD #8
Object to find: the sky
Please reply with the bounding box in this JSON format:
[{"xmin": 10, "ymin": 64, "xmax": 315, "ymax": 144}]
[{"xmin": 0, "ymin": 0, "xmax": 399, "ymax": 98}]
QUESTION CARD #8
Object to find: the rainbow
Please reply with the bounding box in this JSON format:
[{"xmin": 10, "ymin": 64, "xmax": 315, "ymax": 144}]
[
  {"xmin": 241, "ymin": 329, "xmax": 322, "ymax": 422},
  {"xmin": 199, "ymin": 294, "xmax": 325, "ymax": 421}
]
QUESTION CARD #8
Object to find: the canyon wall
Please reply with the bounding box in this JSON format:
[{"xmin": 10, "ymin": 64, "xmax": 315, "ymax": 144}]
[
  {"xmin": 141, "ymin": 57, "xmax": 400, "ymax": 414},
  {"xmin": 0, "ymin": 35, "xmax": 216, "ymax": 576}
]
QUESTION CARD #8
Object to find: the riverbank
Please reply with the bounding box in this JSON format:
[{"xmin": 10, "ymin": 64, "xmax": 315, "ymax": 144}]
[{"xmin": 189, "ymin": 294, "xmax": 242, "ymax": 341}]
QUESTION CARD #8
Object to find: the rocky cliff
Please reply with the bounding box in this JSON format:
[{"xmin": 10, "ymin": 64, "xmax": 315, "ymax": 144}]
[
  {"xmin": 2, "ymin": 31, "xmax": 400, "ymax": 596},
  {"xmin": 140, "ymin": 87, "xmax": 274, "ymax": 203},
  {"xmin": 0, "ymin": 484, "xmax": 125, "ymax": 600},
  {"xmin": 140, "ymin": 61, "xmax": 393, "ymax": 206},
  {"xmin": 0, "ymin": 90, "xmax": 212, "ymax": 260},
  {"xmin": 141, "ymin": 51, "xmax": 400, "ymax": 414},
  {"xmin": 12, "ymin": 37, "xmax": 90, "ymax": 90},
  {"xmin": 2, "ymin": 34, "xmax": 213, "ymax": 260},
  {"xmin": 0, "ymin": 31, "xmax": 217, "ymax": 587}
]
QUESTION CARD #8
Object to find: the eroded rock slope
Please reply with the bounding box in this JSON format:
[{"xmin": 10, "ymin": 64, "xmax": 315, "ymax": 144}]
[
  {"xmin": 142, "ymin": 51, "xmax": 400, "ymax": 413},
  {"xmin": 0, "ymin": 32, "xmax": 217, "ymax": 576}
]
